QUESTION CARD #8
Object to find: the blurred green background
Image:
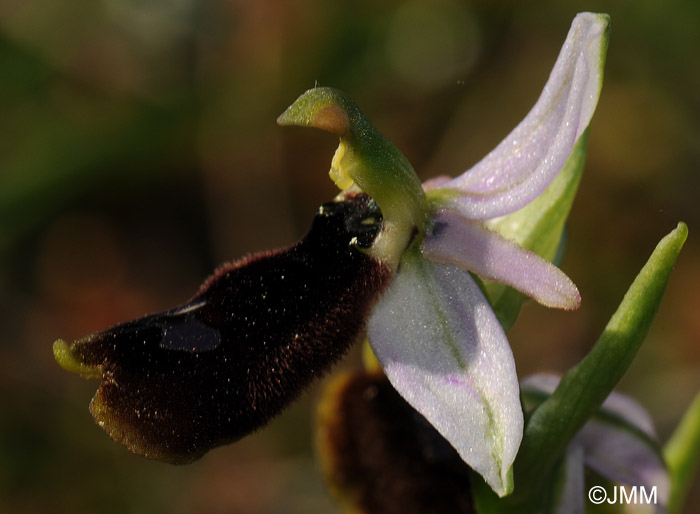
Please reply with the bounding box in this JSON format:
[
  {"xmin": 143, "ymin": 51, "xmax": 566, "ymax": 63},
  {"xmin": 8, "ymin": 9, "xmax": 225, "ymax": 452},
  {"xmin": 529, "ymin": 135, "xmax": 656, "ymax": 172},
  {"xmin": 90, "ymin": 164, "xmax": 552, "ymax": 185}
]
[{"xmin": 1, "ymin": 0, "xmax": 698, "ymax": 512}]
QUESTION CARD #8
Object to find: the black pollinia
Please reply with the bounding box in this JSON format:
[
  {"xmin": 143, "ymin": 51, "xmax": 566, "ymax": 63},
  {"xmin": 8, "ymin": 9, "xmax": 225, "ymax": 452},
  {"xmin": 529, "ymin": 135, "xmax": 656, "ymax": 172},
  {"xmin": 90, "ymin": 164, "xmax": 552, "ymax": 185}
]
[{"xmin": 57, "ymin": 193, "xmax": 392, "ymax": 463}]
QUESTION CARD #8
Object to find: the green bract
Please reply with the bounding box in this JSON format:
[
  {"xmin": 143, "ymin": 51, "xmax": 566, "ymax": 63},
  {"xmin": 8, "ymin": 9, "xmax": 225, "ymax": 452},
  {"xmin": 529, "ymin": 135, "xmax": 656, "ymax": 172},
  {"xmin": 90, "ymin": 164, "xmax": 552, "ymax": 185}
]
[{"xmin": 472, "ymin": 223, "xmax": 688, "ymax": 513}]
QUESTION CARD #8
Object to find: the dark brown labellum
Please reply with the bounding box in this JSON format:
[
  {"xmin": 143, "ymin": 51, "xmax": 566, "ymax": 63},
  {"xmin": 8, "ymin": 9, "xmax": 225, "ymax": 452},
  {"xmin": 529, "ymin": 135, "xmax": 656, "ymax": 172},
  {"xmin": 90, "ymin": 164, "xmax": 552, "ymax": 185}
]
[
  {"xmin": 317, "ymin": 370, "xmax": 475, "ymax": 514},
  {"xmin": 55, "ymin": 193, "xmax": 392, "ymax": 463}
]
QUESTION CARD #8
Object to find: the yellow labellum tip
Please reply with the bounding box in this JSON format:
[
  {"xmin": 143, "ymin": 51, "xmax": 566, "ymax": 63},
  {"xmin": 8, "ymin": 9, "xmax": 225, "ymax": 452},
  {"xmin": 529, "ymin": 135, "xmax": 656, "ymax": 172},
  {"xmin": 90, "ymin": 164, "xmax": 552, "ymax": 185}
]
[{"xmin": 53, "ymin": 339, "xmax": 102, "ymax": 378}]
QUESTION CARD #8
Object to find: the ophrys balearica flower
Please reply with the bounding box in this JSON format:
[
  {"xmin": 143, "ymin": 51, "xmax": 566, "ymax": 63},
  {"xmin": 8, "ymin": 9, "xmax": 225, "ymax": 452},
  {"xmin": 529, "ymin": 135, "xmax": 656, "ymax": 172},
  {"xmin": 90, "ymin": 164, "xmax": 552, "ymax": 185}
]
[{"xmin": 54, "ymin": 12, "xmax": 609, "ymax": 497}]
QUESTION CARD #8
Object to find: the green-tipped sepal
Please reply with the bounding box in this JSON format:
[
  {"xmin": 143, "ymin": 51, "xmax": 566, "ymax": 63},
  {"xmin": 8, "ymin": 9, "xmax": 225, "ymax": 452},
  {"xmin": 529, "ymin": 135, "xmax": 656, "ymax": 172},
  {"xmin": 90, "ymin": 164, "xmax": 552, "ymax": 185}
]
[{"xmin": 278, "ymin": 87, "xmax": 428, "ymax": 269}]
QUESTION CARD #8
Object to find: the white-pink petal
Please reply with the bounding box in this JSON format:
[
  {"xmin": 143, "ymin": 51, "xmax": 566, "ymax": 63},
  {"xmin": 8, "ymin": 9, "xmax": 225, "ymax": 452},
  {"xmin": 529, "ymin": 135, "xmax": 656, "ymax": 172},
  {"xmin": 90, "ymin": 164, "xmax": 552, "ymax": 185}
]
[
  {"xmin": 367, "ymin": 252, "xmax": 523, "ymax": 496},
  {"xmin": 438, "ymin": 12, "xmax": 608, "ymax": 219},
  {"xmin": 422, "ymin": 208, "xmax": 580, "ymax": 309}
]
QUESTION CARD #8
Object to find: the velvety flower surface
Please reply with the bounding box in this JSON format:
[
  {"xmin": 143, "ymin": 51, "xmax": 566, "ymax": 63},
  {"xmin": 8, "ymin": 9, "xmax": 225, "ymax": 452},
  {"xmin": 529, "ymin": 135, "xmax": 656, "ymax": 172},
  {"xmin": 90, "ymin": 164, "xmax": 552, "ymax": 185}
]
[
  {"xmin": 54, "ymin": 194, "xmax": 392, "ymax": 462},
  {"xmin": 280, "ymin": 12, "xmax": 609, "ymax": 496},
  {"xmin": 521, "ymin": 374, "xmax": 669, "ymax": 513}
]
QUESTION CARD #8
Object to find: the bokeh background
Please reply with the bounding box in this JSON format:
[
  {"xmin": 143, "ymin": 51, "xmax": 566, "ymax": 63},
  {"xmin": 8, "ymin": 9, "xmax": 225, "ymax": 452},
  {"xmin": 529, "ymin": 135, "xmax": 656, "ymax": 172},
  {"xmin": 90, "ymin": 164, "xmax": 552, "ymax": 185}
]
[{"xmin": 1, "ymin": 0, "xmax": 698, "ymax": 512}]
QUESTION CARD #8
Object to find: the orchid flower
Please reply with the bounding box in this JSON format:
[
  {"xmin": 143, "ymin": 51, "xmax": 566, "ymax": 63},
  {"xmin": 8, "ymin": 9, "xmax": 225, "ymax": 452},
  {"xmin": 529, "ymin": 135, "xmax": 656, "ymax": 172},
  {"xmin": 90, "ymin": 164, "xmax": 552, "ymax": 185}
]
[
  {"xmin": 278, "ymin": 12, "xmax": 609, "ymax": 495},
  {"xmin": 521, "ymin": 374, "xmax": 670, "ymax": 513},
  {"xmin": 52, "ymin": 11, "xmax": 609, "ymax": 499}
]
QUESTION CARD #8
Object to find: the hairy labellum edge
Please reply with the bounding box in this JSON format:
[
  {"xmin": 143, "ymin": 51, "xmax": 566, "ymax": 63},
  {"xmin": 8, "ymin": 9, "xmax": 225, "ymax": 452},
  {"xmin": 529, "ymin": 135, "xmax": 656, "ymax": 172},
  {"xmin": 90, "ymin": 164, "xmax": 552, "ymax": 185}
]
[{"xmin": 54, "ymin": 193, "xmax": 393, "ymax": 463}]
